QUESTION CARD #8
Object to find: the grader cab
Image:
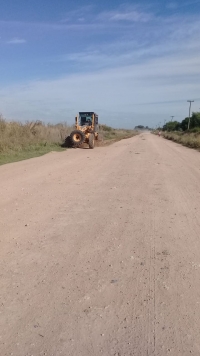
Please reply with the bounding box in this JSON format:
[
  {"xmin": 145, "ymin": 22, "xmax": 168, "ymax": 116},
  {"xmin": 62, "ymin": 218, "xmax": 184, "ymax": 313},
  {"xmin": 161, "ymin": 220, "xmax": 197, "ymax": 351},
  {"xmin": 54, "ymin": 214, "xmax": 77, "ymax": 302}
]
[{"xmin": 69, "ymin": 112, "xmax": 101, "ymax": 149}]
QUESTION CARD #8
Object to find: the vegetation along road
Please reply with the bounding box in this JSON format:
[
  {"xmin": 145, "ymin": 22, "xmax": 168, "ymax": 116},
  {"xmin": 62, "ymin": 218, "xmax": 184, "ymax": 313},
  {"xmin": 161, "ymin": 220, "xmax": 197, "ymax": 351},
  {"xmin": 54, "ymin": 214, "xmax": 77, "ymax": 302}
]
[{"xmin": 1, "ymin": 133, "xmax": 200, "ymax": 356}]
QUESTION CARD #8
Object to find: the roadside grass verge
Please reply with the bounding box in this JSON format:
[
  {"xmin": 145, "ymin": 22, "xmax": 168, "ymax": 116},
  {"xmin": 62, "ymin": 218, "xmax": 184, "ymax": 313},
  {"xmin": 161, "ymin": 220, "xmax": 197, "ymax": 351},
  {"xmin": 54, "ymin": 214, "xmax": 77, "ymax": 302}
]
[
  {"xmin": 161, "ymin": 131, "xmax": 200, "ymax": 150},
  {"xmin": 0, "ymin": 117, "xmax": 138, "ymax": 165},
  {"xmin": 0, "ymin": 143, "xmax": 65, "ymax": 165},
  {"xmin": 0, "ymin": 117, "xmax": 72, "ymax": 165},
  {"xmin": 99, "ymin": 125, "xmax": 138, "ymax": 145}
]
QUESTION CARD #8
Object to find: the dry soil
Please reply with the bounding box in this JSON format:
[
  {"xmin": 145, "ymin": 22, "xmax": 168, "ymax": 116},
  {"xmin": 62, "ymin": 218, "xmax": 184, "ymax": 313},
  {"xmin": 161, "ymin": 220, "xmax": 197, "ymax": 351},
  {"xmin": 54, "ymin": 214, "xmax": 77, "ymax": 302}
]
[{"xmin": 1, "ymin": 133, "xmax": 200, "ymax": 356}]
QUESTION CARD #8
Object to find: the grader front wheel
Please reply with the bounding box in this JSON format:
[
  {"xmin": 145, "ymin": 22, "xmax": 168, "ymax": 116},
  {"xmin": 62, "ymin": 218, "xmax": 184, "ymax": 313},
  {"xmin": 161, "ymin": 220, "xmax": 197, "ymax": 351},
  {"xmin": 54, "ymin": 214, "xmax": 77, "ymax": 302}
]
[
  {"xmin": 70, "ymin": 130, "xmax": 85, "ymax": 147},
  {"xmin": 89, "ymin": 134, "xmax": 95, "ymax": 149}
]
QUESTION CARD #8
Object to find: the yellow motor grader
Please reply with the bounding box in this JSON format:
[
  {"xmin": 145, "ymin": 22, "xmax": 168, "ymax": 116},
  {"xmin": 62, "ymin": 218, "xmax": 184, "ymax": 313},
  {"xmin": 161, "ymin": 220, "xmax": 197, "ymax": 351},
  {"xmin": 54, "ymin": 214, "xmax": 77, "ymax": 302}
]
[{"xmin": 69, "ymin": 112, "xmax": 102, "ymax": 149}]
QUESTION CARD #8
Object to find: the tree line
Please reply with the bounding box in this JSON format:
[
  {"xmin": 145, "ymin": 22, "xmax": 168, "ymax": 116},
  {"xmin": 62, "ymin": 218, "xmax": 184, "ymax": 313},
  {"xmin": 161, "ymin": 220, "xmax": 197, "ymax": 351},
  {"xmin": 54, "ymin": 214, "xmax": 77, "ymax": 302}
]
[
  {"xmin": 134, "ymin": 125, "xmax": 152, "ymax": 130},
  {"xmin": 163, "ymin": 112, "xmax": 200, "ymax": 132}
]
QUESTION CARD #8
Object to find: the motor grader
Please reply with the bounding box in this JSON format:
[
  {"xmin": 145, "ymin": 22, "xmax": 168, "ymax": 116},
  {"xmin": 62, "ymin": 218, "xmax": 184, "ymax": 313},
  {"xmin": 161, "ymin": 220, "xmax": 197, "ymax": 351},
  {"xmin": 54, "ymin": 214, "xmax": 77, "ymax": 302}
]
[{"xmin": 69, "ymin": 112, "xmax": 102, "ymax": 149}]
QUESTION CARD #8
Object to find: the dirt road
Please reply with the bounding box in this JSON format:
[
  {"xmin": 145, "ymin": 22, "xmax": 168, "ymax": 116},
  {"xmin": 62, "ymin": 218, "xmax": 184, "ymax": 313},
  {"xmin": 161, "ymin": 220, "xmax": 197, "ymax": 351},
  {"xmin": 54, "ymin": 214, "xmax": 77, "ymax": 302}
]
[{"xmin": 1, "ymin": 133, "xmax": 200, "ymax": 356}]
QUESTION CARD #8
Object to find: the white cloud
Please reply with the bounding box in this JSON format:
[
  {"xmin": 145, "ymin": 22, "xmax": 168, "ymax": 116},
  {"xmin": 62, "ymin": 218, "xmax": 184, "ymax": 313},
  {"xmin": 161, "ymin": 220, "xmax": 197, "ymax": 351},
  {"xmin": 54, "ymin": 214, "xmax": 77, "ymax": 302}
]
[
  {"xmin": 59, "ymin": 5, "xmax": 152, "ymax": 24},
  {"xmin": 166, "ymin": 0, "xmax": 200, "ymax": 9},
  {"xmin": 53, "ymin": 13, "xmax": 200, "ymax": 72},
  {"xmin": 0, "ymin": 50, "xmax": 200, "ymax": 128},
  {"xmin": 1, "ymin": 5, "xmax": 200, "ymax": 128},
  {"xmin": 109, "ymin": 10, "xmax": 152, "ymax": 22},
  {"xmin": 98, "ymin": 6, "xmax": 152, "ymax": 23},
  {"xmin": 7, "ymin": 38, "xmax": 26, "ymax": 44}
]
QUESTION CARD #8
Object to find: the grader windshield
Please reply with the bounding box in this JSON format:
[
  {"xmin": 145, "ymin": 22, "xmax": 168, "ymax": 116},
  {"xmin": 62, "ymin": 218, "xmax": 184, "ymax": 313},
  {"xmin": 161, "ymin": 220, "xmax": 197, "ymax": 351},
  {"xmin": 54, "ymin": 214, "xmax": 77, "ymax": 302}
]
[{"xmin": 79, "ymin": 113, "xmax": 93, "ymax": 126}]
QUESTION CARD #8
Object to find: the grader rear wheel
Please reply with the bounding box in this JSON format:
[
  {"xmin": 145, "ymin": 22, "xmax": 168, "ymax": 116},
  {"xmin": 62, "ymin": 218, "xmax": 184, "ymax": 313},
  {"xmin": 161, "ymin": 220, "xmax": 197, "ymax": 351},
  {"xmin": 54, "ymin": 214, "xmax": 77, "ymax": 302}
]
[
  {"xmin": 64, "ymin": 136, "xmax": 72, "ymax": 148},
  {"xmin": 89, "ymin": 134, "xmax": 95, "ymax": 149}
]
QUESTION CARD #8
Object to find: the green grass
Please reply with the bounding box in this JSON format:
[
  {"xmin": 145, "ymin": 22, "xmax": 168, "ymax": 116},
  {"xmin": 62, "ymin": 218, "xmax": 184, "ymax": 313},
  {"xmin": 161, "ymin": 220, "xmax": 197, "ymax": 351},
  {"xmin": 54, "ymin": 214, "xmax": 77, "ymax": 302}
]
[{"xmin": 0, "ymin": 143, "xmax": 66, "ymax": 165}]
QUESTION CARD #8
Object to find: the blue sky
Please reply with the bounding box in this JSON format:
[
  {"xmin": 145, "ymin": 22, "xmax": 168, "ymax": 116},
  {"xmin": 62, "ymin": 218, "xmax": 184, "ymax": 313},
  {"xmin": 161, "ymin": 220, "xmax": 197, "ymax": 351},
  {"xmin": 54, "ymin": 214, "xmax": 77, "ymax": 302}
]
[{"xmin": 0, "ymin": 0, "xmax": 200, "ymax": 128}]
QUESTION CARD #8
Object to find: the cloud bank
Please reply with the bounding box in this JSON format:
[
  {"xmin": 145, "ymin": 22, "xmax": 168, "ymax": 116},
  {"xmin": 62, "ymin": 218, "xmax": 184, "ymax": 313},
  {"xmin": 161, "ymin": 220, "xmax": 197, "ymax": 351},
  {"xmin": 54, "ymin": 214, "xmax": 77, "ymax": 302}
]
[{"xmin": 0, "ymin": 3, "xmax": 200, "ymax": 128}]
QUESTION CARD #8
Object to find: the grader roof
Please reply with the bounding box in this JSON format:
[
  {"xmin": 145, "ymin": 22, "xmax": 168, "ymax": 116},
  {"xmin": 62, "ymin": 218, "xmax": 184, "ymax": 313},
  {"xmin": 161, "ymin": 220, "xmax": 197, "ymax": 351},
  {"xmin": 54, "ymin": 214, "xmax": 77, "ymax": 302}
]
[{"xmin": 79, "ymin": 112, "xmax": 98, "ymax": 116}]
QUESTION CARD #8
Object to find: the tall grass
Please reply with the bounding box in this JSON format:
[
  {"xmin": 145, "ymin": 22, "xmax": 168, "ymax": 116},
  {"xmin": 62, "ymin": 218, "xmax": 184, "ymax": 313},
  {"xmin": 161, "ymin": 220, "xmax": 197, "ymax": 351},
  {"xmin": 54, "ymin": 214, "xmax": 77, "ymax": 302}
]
[
  {"xmin": 0, "ymin": 116, "xmax": 138, "ymax": 164},
  {"xmin": 0, "ymin": 115, "xmax": 72, "ymax": 153},
  {"xmin": 99, "ymin": 124, "xmax": 137, "ymax": 142},
  {"xmin": 162, "ymin": 131, "xmax": 200, "ymax": 149}
]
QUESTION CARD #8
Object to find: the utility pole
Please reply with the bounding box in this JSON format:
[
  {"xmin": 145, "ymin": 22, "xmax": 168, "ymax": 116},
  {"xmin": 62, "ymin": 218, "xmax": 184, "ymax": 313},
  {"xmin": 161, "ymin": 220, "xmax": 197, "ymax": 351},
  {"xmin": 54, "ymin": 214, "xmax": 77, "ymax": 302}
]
[
  {"xmin": 171, "ymin": 116, "xmax": 174, "ymax": 121},
  {"xmin": 187, "ymin": 100, "xmax": 194, "ymax": 130}
]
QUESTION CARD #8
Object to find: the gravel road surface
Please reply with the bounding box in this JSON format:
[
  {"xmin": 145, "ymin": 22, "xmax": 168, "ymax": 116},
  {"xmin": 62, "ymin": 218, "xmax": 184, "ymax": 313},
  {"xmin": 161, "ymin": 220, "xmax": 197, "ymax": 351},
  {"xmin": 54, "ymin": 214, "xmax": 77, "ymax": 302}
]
[{"xmin": 1, "ymin": 133, "xmax": 200, "ymax": 356}]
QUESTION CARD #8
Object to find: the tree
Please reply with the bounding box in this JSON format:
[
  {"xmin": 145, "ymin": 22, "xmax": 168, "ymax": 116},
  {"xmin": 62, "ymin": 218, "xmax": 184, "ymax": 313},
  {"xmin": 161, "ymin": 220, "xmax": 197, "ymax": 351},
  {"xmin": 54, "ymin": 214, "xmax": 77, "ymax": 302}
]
[
  {"xmin": 163, "ymin": 121, "xmax": 180, "ymax": 131},
  {"xmin": 162, "ymin": 112, "xmax": 200, "ymax": 132},
  {"xmin": 135, "ymin": 125, "xmax": 144, "ymax": 129},
  {"xmin": 180, "ymin": 112, "xmax": 200, "ymax": 131}
]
